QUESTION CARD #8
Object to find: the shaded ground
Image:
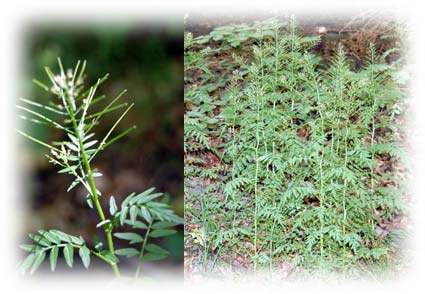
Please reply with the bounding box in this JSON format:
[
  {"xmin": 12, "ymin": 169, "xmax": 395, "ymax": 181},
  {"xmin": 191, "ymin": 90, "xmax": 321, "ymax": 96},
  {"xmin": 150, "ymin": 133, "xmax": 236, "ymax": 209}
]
[{"xmin": 184, "ymin": 13, "xmax": 410, "ymax": 280}]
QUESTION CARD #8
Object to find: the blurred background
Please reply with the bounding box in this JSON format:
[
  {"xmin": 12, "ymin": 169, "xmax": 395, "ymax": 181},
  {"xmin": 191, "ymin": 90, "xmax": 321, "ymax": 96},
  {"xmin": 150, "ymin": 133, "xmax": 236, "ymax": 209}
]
[{"xmin": 18, "ymin": 19, "xmax": 183, "ymax": 278}]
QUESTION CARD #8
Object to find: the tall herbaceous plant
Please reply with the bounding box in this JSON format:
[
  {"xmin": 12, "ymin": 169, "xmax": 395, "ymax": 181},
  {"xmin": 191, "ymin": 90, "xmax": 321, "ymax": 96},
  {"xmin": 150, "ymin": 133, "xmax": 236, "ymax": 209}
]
[
  {"xmin": 185, "ymin": 17, "xmax": 407, "ymax": 277},
  {"xmin": 18, "ymin": 59, "xmax": 184, "ymax": 278}
]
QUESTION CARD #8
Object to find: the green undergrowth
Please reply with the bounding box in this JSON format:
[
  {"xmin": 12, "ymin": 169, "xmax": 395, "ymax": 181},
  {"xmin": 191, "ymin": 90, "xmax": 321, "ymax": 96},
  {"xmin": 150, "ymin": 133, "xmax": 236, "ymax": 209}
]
[{"xmin": 184, "ymin": 17, "xmax": 408, "ymax": 279}]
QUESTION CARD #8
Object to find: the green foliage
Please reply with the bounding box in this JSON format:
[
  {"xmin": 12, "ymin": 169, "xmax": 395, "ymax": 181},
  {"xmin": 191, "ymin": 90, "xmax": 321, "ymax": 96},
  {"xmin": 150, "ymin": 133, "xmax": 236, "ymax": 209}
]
[
  {"xmin": 18, "ymin": 230, "xmax": 87, "ymax": 274},
  {"xmin": 185, "ymin": 17, "xmax": 407, "ymax": 278},
  {"xmin": 192, "ymin": 18, "xmax": 287, "ymax": 48},
  {"xmin": 18, "ymin": 59, "xmax": 183, "ymax": 278}
]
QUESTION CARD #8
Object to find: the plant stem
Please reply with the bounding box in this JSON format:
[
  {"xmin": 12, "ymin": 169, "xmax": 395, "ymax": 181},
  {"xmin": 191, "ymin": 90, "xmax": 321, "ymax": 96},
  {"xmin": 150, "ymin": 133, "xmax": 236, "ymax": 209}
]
[
  {"xmin": 135, "ymin": 221, "xmax": 152, "ymax": 278},
  {"xmin": 370, "ymin": 56, "xmax": 376, "ymax": 199},
  {"xmin": 342, "ymin": 124, "xmax": 349, "ymax": 264},
  {"xmin": 230, "ymin": 92, "xmax": 238, "ymax": 232},
  {"xmin": 200, "ymin": 189, "xmax": 209, "ymax": 272},
  {"xmin": 269, "ymin": 141, "xmax": 277, "ymax": 272},
  {"xmin": 318, "ymin": 151, "xmax": 324, "ymax": 260},
  {"xmin": 269, "ymin": 188, "xmax": 286, "ymax": 276},
  {"xmin": 368, "ymin": 47, "xmax": 377, "ymax": 232},
  {"xmin": 64, "ymin": 92, "xmax": 121, "ymax": 279},
  {"xmin": 371, "ymin": 116, "xmax": 375, "ymax": 193},
  {"xmin": 312, "ymin": 76, "xmax": 325, "ymax": 263},
  {"xmin": 253, "ymin": 24, "xmax": 265, "ymax": 272},
  {"xmin": 269, "ymin": 24, "xmax": 279, "ymax": 273},
  {"xmin": 253, "ymin": 85, "xmax": 261, "ymax": 271}
]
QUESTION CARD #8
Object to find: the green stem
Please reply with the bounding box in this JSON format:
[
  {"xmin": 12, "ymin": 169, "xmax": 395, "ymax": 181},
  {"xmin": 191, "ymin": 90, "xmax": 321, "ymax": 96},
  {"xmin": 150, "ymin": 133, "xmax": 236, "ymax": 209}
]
[
  {"xmin": 253, "ymin": 89, "xmax": 261, "ymax": 271},
  {"xmin": 253, "ymin": 25, "xmax": 265, "ymax": 272},
  {"xmin": 312, "ymin": 77, "xmax": 325, "ymax": 263},
  {"xmin": 269, "ymin": 187, "xmax": 286, "ymax": 276},
  {"xmin": 371, "ymin": 116, "xmax": 375, "ymax": 192},
  {"xmin": 230, "ymin": 105, "xmax": 237, "ymax": 232},
  {"xmin": 91, "ymin": 249, "xmax": 116, "ymax": 266},
  {"xmin": 253, "ymin": 150, "xmax": 259, "ymax": 271},
  {"xmin": 342, "ymin": 124, "xmax": 349, "ymax": 265},
  {"xmin": 269, "ymin": 25, "xmax": 279, "ymax": 274},
  {"xmin": 199, "ymin": 186, "xmax": 209, "ymax": 272},
  {"xmin": 370, "ymin": 66, "xmax": 376, "ymax": 197},
  {"xmin": 135, "ymin": 221, "xmax": 152, "ymax": 278},
  {"xmin": 369, "ymin": 48, "xmax": 377, "ymax": 232},
  {"xmin": 318, "ymin": 151, "xmax": 324, "ymax": 260},
  {"xmin": 64, "ymin": 91, "xmax": 121, "ymax": 279}
]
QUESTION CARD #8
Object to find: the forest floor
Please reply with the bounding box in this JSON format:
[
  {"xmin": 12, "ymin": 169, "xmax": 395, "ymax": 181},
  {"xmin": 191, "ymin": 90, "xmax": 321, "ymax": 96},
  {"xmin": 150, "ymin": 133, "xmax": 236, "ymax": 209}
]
[{"xmin": 184, "ymin": 13, "xmax": 411, "ymax": 282}]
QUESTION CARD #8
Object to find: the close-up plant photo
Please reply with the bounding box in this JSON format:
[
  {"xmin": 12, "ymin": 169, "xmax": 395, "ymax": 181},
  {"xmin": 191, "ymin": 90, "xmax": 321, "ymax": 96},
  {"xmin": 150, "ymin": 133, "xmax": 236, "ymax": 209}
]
[
  {"xmin": 17, "ymin": 20, "xmax": 184, "ymax": 281},
  {"xmin": 184, "ymin": 12, "xmax": 411, "ymax": 281}
]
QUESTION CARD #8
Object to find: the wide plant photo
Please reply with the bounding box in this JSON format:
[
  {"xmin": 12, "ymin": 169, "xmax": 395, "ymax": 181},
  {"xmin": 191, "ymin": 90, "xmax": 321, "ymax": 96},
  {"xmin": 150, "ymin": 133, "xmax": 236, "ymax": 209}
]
[{"xmin": 184, "ymin": 17, "xmax": 408, "ymax": 279}]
